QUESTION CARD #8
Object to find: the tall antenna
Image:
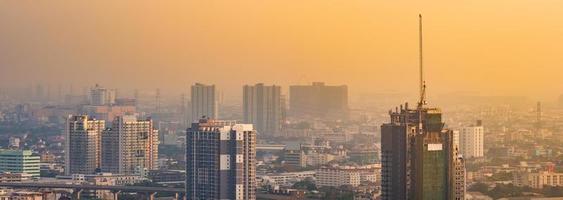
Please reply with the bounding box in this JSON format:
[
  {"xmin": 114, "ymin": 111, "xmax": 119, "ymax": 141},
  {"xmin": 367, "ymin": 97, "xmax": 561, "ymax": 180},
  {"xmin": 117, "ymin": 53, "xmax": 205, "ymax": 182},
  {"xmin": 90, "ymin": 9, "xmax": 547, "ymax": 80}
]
[
  {"xmin": 418, "ymin": 14, "xmax": 426, "ymax": 108},
  {"xmin": 417, "ymin": 14, "xmax": 426, "ymax": 134}
]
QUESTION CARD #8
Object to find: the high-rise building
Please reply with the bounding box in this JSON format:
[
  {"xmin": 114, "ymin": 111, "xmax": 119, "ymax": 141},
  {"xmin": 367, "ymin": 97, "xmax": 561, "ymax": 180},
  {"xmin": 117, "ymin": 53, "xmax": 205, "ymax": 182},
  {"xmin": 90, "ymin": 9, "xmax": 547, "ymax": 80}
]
[
  {"xmin": 459, "ymin": 120, "xmax": 484, "ymax": 158},
  {"xmin": 65, "ymin": 115, "xmax": 105, "ymax": 175},
  {"xmin": 186, "ymin": 118, "xmax": 256, "ymax": 200},
  {"xmin": 289, "ymin": 82, "xmax": 348, "ymax": 120},
  {"xmin": 101, "ymin": 115, "xmax": 159, "ymax": 175},
  {"xmin": 381, "ymin": 105, "xmax": 466, "ymax": 200},
  {"xmin": 380, "ymin": 14, "xmax": 465, "ymax": 200},
  {"xmin": 190, "ymin": 83, "xmax": 218, "ymax": 123},
  {"xmin": 90, "ymin": 84, "xmax": 116, "ymax": 106},
  {"xmin": 0, "ymin": 149, "xmax": 40, "ymax": 177},
  {"xmin": 243, "ymin": 83, "xmax": 284, "ymax": 136}
]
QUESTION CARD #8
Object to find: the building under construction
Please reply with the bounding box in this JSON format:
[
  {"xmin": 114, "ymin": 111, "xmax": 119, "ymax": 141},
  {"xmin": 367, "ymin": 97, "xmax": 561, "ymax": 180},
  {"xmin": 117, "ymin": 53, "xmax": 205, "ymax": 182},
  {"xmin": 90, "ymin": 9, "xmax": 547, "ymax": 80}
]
[{"xmin": 380, "ymin": 14, "xmax": 465, "ymax": 200}]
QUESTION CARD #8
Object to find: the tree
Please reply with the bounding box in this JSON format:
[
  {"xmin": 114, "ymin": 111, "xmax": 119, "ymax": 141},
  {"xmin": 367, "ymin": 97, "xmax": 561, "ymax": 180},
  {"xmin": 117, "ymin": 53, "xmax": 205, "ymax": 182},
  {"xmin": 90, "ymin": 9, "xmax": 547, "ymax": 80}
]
[
  {"xmin": 487, "ymin": 184, "xmax": 523, "ymax": 199},
  {"xmin": 292, "ymin": 178, "xmax": 317, "ymax": 191},
  {"xmin": 468, "ymin": 182, "xmax": 489, "ymax": 194}
]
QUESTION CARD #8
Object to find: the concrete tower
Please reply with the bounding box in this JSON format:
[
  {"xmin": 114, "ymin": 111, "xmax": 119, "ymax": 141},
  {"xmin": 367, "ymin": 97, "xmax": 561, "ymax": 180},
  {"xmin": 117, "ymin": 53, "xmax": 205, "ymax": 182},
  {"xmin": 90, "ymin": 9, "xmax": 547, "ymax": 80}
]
[
  {"xmin": 186, "ymin": 118, "xmax": 256, "ymax": 200},
  {"xmin": 65, "ymin": 115, "xmax": 105, "ymax": 175}
]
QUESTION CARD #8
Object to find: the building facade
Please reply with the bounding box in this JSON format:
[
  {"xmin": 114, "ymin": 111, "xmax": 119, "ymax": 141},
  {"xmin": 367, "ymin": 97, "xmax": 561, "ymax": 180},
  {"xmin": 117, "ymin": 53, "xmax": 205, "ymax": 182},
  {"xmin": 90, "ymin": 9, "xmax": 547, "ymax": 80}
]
[
  {"xmin": 243, "ymin": 83, "xmax": 284, "ymax": 136},
  {"xmin": 459, "ymin": 121, "xmax": 484, "ymax": 158},
  {"xmin": 186, "ymin": 119, "xmax": 256, "ymax": 200},
  {"xmin": 289, "ymin": 82, "xmax": 348, "ymax": 120},
  {"xmin": 90, "ymin": 84, "xmax": 116, "ymax": 106},
  {"xmin": 381, "ymin": 103, "xmax": 465, "ymax": 200},
  {"xmin": 514, "ymin": 170, "xmax": 563, "ymax": 189},
  {"xmin": 190, "ymin": 83, "xmax": 218, "ymax": 123},
  {"xmin": 65, "ymin": 115, "xmax": 105, "ymax": 175},
  {"xmin": 316, "ymin": 164, "xmax": 380, "ymax": 188},
  {"xmin": 0, "ymin": 150, "xmax": 40, "ymax": 178},
  {"xmin": 101, "ymin": 115, "xmax": 159, "ymax": 175}
]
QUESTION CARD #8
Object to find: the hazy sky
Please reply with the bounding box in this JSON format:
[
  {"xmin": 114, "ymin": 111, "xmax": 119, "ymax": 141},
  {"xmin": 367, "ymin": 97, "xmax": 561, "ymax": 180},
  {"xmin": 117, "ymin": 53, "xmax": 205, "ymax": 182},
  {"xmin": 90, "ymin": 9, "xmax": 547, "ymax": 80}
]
[{"xmin": 1, "ymin": 1, "xmax": 562, "ymax": 100}]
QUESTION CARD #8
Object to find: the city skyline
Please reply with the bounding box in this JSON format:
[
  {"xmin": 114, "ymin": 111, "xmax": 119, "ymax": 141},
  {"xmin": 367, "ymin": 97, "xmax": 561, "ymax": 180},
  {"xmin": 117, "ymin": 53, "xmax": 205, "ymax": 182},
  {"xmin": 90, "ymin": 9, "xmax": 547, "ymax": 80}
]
[{"xmin": 0, "ymin": 2, "xmax": 561, "ymax": 199}]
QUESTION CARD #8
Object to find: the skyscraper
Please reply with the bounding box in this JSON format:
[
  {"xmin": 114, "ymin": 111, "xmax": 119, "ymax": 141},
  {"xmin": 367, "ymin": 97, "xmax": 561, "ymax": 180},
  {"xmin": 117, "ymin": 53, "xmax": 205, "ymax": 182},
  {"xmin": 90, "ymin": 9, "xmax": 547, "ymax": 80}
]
[
  {"xmin": 243, "ymin": 83, "xmax": 284, "ymax": 136},
  {"xmin": 65, "ymin": 115, "xmax": 105, "ymax": 175},
  {"xmin": 459, "ymin": 120, "xmax": 484, "ymax": 158},
  {"xmin": 90, "ymin": 84, "xmax": 116, "ymax": 106},
  {"xmin": 190, "ymin": 83, "xmax": 218, "ymax": 123},
  {"xmin": 101, "ymin": 115, "xmax": 159, "ymax": 175},
  {"xmin": 186, "ymin": 118, "xmax": 256, "ymax": 200},
  {"xmin": 289, "ymin": 82, "xmax": 348, "ymax": 120},
  {"xmin": 380, "ymin": 15, "xmax": 465, "ymax": 200}
]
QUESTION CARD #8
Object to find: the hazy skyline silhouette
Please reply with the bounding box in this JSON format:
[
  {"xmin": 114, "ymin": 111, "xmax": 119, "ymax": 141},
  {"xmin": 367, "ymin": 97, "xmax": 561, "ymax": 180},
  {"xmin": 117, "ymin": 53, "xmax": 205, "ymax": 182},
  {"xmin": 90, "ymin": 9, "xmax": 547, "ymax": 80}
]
[{"xmin": 1, "ymin": 1, "xmax": 562, "ymax": 101}]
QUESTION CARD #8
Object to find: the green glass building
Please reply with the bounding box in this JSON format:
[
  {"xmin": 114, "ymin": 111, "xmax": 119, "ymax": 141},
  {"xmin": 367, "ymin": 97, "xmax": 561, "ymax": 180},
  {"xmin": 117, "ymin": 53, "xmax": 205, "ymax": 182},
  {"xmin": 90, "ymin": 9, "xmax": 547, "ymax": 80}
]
[
  {"xmin": 381, "ymin": 105, "xmax": 465, "ymax": 200},
  {"xmin": 0, "ymin": 149, "xmax": 40, "ymax": 177}
]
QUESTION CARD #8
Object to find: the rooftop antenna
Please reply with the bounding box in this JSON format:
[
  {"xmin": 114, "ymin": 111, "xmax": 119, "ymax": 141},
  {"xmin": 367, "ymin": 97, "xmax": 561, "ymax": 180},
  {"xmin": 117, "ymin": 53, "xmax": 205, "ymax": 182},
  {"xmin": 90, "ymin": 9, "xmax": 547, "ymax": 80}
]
[
  {"xmin": 417, "ymin": 14, "xmax": 426, "ymax": 134},
  {"xmin": 418, "ymin": 14, "xmax": 427, "ymax": 108}
]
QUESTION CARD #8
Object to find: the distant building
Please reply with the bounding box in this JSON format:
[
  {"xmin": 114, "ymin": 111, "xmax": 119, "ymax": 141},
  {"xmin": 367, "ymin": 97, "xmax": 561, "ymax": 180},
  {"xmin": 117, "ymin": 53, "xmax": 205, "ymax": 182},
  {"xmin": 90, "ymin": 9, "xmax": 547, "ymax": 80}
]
[
  {"xmin": 190, "ymin": 83, "xmax": 218, "ymax": 123},
  {"xmin": 114, "ymin": 98, "xmax": 137, "ymax": 106},
  {"xmin": 459, "ymin": 120, "xmax": 484, "ymax": 158},
  {"xmin": 90, "ymin": 84, "xmax": 116, "ymax": 106},
  {"xmin": 514, "ymin": 170, "xmax": 563, "ymax": 189},
  {"xmin": 39, "ymin": 153, "xmax": 56, "ymax": 163},
  {"xmin": 65, "ymin": 115, "xmax": 105, "ymax": 175},
  {"xmin": 283, "ymin": 144, "xmax": 306, "ymax": 168},
  {"xmin": 101, "ymin": 115, "xmax": 159, "ymax": 175},
  {"xmin": 289, "ymin": 82, "xmax": 348, "ymax": 120},
  {"xmin": 258, "ymin": 171, "xmax": 315, "ymax": 187},
  {"xmin": 316, "ymin": 164, "xmax": 380, "ymax": 187},
  {"xmin": 0, "ymin": 150, "xmax": 40, "ymax": 178},
  {"xmin": 348, "ymin": 149, "xmax": 379, "ymax": 164},
  {"xmin": 0, "ymin": 173, "xmax": 32, "ymax": 183},
  {"xmin": 8, "ymin": 137, "xmax": 20, "ymax": 149},
  {"xmin": 71, "ymin": 173, "xmax": 145, "ymax": 199},
  {"xmin": 81, "ymin": 105, "xmax": 136, "ymax": 123},
  {"xmin": 1, "ymin": 190, "xmax": 43, "ymax": 200},
  {"xmin": 243, "ymin": 83, "xmax": 284, "ymax": 136},
  {"xmin": 147, "ymin": 170, "xmax": 186, "ymax": 183},
  {"xmin": 70, "ymin": 173, "xmax": 144, "ymax": 186},
  {"xmin": 186, "ymin": 119, "xmax": 256, "ymax": 200}
]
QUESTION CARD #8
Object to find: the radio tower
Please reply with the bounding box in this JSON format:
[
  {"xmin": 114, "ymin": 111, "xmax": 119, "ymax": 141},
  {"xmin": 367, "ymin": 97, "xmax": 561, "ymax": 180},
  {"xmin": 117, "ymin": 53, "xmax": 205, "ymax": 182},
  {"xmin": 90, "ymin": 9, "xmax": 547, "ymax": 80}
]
[
  {"xmin": 418, "ymin": 14, "xmax": 426, "ymax": 134},
  {"xmin": 418, "ymin": 14, "xmax": 426, "ymax": 108}
]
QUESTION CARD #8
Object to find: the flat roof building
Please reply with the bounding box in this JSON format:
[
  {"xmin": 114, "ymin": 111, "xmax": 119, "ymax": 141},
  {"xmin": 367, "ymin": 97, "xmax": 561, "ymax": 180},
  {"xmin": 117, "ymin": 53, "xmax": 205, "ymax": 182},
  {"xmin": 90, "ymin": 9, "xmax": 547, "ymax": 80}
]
[
  {"xmin": 186, "ymin": 118, "xmax": 256, "ymax": 200},
  {"xmin": 0, "ymin": 150, "xmax": 40, "ymax": 178}
]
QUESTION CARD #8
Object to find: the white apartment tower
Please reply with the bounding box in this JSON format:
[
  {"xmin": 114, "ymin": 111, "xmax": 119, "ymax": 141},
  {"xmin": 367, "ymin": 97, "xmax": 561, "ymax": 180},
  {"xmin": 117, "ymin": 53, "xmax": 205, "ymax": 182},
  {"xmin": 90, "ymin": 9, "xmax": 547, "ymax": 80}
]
[
  {"xmin": 243, "ymin": 83, "xmax": 283, "ymax": 136},
  {"xmin": 101, "ymin": 115, "xmax": 159, "ymax": 175},
  {"xmin": 65, "ymin": 115, "xmax": 105, "ymax": 175},
  {"xmin": 459, "ymin": 120, "xmax": 484, "ymax": 158},
  {"xmin": 190, "ymin": 83, "xmax": 218, "ymax": 123},
  {"xmin": 90, "ymin": 84, "xmax": 116, "ymax": 106},
  {"xmin": 186, "ymin": 119, "xmax": 256, "ymax": 200}
]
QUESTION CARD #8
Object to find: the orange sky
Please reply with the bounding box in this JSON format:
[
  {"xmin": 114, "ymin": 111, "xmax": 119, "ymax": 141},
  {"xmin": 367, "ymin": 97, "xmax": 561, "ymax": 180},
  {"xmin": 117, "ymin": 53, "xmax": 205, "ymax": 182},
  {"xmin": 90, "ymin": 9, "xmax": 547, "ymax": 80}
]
[{"xmin": 1, "ymin": 1, "xmax": 562, "ymax": 100}]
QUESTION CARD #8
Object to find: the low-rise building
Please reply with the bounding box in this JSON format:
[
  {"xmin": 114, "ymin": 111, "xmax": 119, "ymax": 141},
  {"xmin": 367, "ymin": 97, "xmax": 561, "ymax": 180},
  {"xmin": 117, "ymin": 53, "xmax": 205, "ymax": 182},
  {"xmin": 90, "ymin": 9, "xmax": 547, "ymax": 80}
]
[
  {"xmin": 315, "ymin": 164, "xmax": 380, "ymax": 188},
  {"xmin": 284, "ymin": 144, "xmax": 306, "ymax": 168},
  {"xmin": 0, "ymin": 150, "xmax": 40, "ymax": 178},
  {"xmin": 0, "ymin": 190, "xmax": 43, "ymax": 200},
  {"xmin": 0, "ymin": 173, "xmax": 32, "ymax": 183},
  {"xmin": 258, "ymin": 171, "xmax": 316, "ymax": 187},
  {"xmin": 514, "ymin": 171, "xmax": 563, "ymax": 189},
  {"xmin": 70, "ymin": 173, "xmax": 145, "ymax": 200},
  {"xmin": 147, "ymin": 170, "xmax": 186, "ymax": 183}
]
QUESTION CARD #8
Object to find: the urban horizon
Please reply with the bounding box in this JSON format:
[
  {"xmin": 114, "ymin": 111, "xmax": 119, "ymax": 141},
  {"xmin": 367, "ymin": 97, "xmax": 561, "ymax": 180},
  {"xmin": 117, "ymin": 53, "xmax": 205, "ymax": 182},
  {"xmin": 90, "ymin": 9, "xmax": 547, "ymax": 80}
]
[{"xmin": 0, "ymin": 1, "xmax": 562, "ymax": 200}]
